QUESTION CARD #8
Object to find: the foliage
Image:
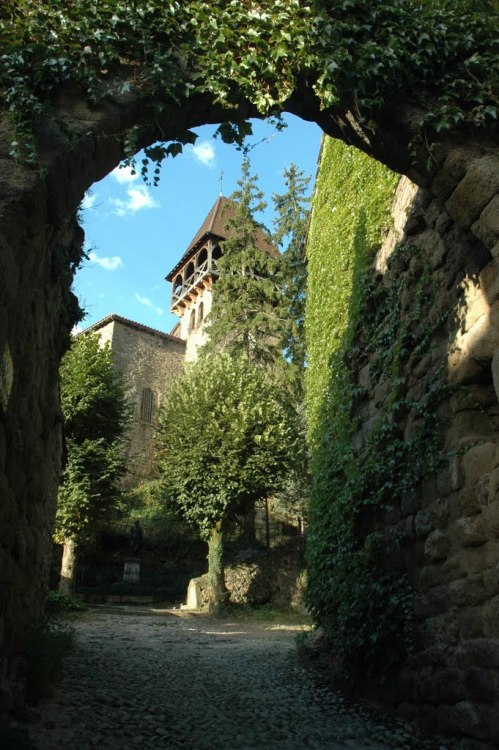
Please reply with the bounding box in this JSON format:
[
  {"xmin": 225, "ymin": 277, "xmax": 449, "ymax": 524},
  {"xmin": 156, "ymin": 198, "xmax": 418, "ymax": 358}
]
[
  {"xmin": 55, "ymin": 333, "xmax": 130, "ymax": 546},
  {"xmin": 202, "ymin": 157, "xmax": 285, "ymax": 368},
  {"xmin": 305, "ymin": 137, "xmax": 410, "ymax": 678},
  {"xmin": 157, "ymin": 352, "xmax": 301, "ymax": 539},
  {"xmin": 46, "ymin": 590, "xmax": 86, "ymax": 614},
  {"xmin": 24, "ymin": 617, "xmax": 75, "ymax": 702},
  {"xmin": 0, "ymin": 1, "xmax": 496, "ymax": 169},
  {"xmin": 121, "ymin": 478, "xmax": 201, "ymax": 546},
  {"xmin": 305, "ymin": 138, "xmax": 461, "ymax": 679},
  {"xmin": 272, "ymin": 164, "xmax": 311, "ymax": 395},
  {"xmin": 157, "ymin": 351, "xmax": 301, "ymax": 610}
]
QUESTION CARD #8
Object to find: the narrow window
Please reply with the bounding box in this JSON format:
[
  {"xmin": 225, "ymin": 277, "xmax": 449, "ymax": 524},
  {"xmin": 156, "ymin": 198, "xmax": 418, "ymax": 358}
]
[
  {"xmin": 140, "ymin": 387, "xmax": 153, "ymax": 423},
  {"xmin": 189, "ymin": 309, "xmax": 196, "ymax": 332},
  {"xmin": 197, "ymin": 301, "xmax": 204, "ymax": 327}
]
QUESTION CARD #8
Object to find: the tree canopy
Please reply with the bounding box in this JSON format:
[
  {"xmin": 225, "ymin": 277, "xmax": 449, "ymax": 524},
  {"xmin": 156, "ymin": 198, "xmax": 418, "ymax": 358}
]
[
  {"xmin": 157, "ymin": 352, "xmax": 301, "ymax": 608},
  {"xmin": 55, "ymin": 333, "xmax": 130, "ymax": 548},
  {"xmin": 157, "ymin": 352, "xmax": 301, "ymax": 538}
]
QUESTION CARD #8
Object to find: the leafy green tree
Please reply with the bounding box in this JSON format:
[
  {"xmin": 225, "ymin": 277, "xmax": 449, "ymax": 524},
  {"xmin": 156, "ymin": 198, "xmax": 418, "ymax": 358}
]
[
  {"xmin": 272, "ymin": 163, "xmax": 311, "ymax": 395},
  {"xmin": 55, "ymin": 333, "xmax": 130, "ymax": 593},
  {"xmin": 202, "ymin": 157, "xmax": 285, "ymax": 368},
  {"xmin": 157, "ymin": 352, "xmax": 301, "ymax": 612}
]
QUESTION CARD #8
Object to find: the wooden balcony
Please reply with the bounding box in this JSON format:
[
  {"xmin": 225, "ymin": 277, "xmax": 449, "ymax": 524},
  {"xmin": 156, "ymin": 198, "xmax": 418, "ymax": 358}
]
[{"xmin": 171, "ymin": 258, "xmax": 219, "ymax": 311}]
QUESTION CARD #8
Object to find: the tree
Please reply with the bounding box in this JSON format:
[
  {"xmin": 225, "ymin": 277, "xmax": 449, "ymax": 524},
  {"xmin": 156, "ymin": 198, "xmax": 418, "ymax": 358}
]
[
  {"xmin": 272, "ymin": 163, "xmax": 311, "ymax": 397},
  {"xmin": 55, "ymin": 333, "xmax": 130, "ymax": 593},
  {"xmin": 157, "ymin": 352, "xmax": 301, "ymax": 612},
  {"xmin": 202, "ymin": 157, "xmax": 286, "ymax": 368}
]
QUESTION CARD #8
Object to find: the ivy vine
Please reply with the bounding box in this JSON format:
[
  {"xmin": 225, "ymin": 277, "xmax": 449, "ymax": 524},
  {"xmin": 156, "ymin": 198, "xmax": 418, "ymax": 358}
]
[
  {"xmin": 304, "ymin": 138, "xmax": 459, "ymax": 680},
  {"xmin": 0, "ymin": 1, "xmax": 496, "ymax": 170}
]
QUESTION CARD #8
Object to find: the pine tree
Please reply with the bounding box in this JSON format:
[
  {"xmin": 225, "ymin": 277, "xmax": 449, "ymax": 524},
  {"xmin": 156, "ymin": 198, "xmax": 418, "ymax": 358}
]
[
  {"xmin": 202, "ymin": 157, "xmax": 285, "ymax": 367},
  {"xmin": 272, "ymin": 163, "xmax": 311, "ymax": 394}
]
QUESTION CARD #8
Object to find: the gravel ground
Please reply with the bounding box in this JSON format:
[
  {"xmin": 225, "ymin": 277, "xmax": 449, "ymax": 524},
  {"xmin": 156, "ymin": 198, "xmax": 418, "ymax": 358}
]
[{"xmin": 26, "ymin": 607, "xmax": 450, "ymax": 750}]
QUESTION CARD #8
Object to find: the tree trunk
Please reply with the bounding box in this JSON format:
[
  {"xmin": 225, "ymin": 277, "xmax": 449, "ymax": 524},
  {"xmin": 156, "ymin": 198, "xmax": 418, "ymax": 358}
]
[
  {"xmin": 207, "ymin": 524, "xmax": 227, "ymax": 615},
  {"xmin": 59, "ymin": 538, "xmax": 77, "ymax": 595},
  {"xmin": 241, "ymin": 501, "xmax": 257, "ymax": 547}
]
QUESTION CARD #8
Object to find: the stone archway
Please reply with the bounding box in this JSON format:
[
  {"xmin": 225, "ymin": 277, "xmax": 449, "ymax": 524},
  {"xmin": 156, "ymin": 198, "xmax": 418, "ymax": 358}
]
[{"xmin": 0, "ymin": 13, "xmax": 497, "ymax": 729}]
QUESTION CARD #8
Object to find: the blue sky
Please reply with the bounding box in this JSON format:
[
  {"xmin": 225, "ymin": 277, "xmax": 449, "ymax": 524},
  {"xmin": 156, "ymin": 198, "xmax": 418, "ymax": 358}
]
[{"xmin": 75, "ymin": 114, "xmax": 322, "ymax": 334}]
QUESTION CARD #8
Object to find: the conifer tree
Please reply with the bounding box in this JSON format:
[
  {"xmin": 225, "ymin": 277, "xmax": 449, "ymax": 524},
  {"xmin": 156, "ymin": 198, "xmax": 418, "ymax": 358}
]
[
  {"xmin": 272, "ymin": 164, "xmax": 311, "ymax": 395},
  {"xmin": 202, "ymin": 157, "xmax": 285, "ymax": 368}
]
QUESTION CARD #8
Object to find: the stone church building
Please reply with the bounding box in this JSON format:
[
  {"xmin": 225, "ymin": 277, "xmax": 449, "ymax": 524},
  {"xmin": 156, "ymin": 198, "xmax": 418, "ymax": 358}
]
[{"xmin": 85, "ymin": 195, "xmax": 272, "ymax": 484}]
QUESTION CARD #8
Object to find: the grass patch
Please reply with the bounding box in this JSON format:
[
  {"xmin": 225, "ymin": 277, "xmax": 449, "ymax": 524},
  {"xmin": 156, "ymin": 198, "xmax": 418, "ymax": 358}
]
[
  {"xmin": 220, "ymin": 603, "xmax": 311, "ymax": 625},
  {"xmin": 45, "ymin": 590, "xmax": 86, "ymax": 615}
]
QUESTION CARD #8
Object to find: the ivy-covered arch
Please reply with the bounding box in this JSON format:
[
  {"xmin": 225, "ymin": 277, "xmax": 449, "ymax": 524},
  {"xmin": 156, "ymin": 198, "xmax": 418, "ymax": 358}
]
[{"xmin": 0, "ymin": 0, "xmax": 497, "ymax": 712}]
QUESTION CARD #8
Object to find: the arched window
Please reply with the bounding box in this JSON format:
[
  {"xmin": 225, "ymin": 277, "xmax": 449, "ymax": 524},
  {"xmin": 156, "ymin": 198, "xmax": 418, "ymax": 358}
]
[
  {"xmin": 197, "ymin": 247, "xmax": 208, "ymax": 270},
  {"xmin": 189, "ymin": 309, "xmax": 196, "ymax": 333},
  {"xmin": 212, "ymin": 245, "xmax": 222, "ymax": 263},
  {"xmin": 197, "ymin": 301, "xmax": 204, "ymax": 327},
  {"xmin": 140, "ymin": 388, "xmax": 154, "ymax": 423},
  {"xmin": 173, "ymin": 274, "xmax": 183, "ymax": 295},
  {"xmin": 185, "ymin": 261, "xmax": 195, "ymax": 283}
]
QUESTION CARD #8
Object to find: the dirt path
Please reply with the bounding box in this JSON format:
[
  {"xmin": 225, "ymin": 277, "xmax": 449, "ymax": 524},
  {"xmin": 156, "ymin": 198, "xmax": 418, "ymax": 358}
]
[{"xmin": 27, "ymin": 607, "xmax": 446, "ymax": 750}]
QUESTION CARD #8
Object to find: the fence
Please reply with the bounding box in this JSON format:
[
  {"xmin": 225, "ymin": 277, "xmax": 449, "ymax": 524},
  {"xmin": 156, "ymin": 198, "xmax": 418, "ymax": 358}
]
[{"xmin": 75, "ymin": 561, "xmax": 200, "ymax": 600}]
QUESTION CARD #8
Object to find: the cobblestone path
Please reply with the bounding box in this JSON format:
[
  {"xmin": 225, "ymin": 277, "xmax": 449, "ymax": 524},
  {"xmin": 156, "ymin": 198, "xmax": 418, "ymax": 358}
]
[{"xmin": 29, "ymin": 607, "xmax": 446, "ymax": 750}]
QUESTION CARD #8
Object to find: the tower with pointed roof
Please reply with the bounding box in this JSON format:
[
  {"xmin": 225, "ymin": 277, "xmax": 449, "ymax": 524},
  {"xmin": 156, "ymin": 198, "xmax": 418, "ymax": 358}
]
[{"xmin": 165, "ymin": 195, "xmax": 275, "ymax": 362}]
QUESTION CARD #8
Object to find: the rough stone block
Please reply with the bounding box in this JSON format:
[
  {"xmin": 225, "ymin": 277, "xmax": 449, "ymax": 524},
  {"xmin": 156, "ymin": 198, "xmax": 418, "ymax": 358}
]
[
  {"xmin": 463, "ymin": 443, "xmax": 498, "ymax": 485},
  {"xmin": 482, "ymin": 594, "xmax": 499, "ymax": 638},
  {"xmin": 482, "ymin": 562, "xmax": 499, "ymax": 597},
  {"xmin": 458, "ymin": 638, "xmax": 499, "ymax": 669},
  {"xmin": 458, "ymin": 606, "xmax": 486, "ymax": 639},
  {"xmin": 445, "ymin": 154, "xmax": 499, "ymax": 229},
  {"xmin": 471, "ymin": 195, "xmax": 499, "ymax": 251},
  {"xmin": 428, "ymin": 497, "xmax": 450, "ymax": 529},
  {"xmin": 482, "ymin": 500, "xmax": 499, "ymax": 538},
  {"xmin": 431, "ymin": 146, "xmax": 472, "ymax": 200},
  {"xmin": 452, "ymin": 516, "xmax": 487, "ymax": 548},
  {"xmin": 457, "ymin": 485, "xmax": 486, "ymax": 518},
  {"xmin": 437, "ymin": 700, "xmax": 483, "ymax": 739},
  {"xmin": 480, "ymin": 261, "xmax": 499, "ymax": 305},
  {"xmin": 492, "ymin": 348, "xmax": 499, "ymax": 403},
  {"xmin": 414, "ymin": 509, "xmax": 433, "ymax": 538},
  {"xmin": 425, "ymin": 529, "xmax": 451, "ymax": 561}
]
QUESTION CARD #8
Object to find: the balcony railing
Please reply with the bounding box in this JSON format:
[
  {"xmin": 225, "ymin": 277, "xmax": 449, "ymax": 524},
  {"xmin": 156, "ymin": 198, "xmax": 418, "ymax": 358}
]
[{"xmin": 171, "ymin": 258, "xmax": 219, "ymax": 308}]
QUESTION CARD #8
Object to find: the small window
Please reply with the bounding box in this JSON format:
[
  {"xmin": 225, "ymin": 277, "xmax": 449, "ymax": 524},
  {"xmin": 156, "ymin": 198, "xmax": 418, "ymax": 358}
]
[
  {"xmin": 197, "ymin": 301, "xmax": 204, "ymax": 327},
  {"xmin": 140, "ymin": 388, "xmax": 153, "ymax": 423},
  {"xmin": 189, "ymin": 309, "xmax": 196, "ymax": 333}
]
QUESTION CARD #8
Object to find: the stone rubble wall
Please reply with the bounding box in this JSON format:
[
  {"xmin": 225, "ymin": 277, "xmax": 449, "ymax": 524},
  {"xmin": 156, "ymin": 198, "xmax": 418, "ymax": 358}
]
[
  {"xmin": 351, "ymin": 145, "xmax": 499, "ymax": 746},
  {"xmin": 93, "ymin": 318, "xmax": 186, "ymax": 485}
]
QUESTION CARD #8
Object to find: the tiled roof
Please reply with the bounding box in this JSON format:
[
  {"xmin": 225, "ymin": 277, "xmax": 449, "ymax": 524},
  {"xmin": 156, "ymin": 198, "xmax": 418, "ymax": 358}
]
[
  {"xmin": 165, "ymin": 195, "xmax": 277, "ymax": 281},
  {"xmin": 82, "ymin": 314, "xmax": 186, "ymax": 345}
]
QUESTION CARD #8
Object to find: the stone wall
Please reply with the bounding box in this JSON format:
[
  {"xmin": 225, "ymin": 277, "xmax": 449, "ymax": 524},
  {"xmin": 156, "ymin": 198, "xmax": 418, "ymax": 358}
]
[
  {"xmin": 89, "ymin": 315, "xmax": 186, "ymax": 484},
  {"xmin": 346, "ymin": 149, "xmax": 499, "ymax": 746}
]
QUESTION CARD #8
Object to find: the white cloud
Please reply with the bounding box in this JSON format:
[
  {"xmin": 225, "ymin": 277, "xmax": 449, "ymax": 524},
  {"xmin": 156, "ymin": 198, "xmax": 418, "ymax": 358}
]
[
  {"xmin": 110, "ymin": 185, "xmax": 159, "ymax": 217},
  {"xmin": 190, "ymin": 140, "xmax": 216, "ymax": 167},
  {"xmin": 135, "ymin": 293, "xmax": 163, "ymax": 317},
  {"xmin": 71, "ymin": 324, "xmax": 83, "ymax": 335},
  {"xmin": 81, "ymin": 191, "xmax": 97, "ymax": 210},
  {"xmin": 88, "ymin": 251, "xmax": 123, "ymax": 271},
  {"xmin": 111, "ymin": 164, "xmax": 139, "ymax": 184}
]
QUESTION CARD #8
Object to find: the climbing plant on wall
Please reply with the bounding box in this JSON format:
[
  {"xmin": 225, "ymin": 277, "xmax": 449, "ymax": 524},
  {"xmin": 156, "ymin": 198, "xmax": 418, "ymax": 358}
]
[
  {"xmin": 305, "ymin": 138, "xmax": 404, "ymax": 678},
  {"xmin": 0, "ymin": 1, "xmax": 496, "ymax": 170},
  {"xmin": 305, "ymin": 137, "xmax": 460, "ymax": 679}
]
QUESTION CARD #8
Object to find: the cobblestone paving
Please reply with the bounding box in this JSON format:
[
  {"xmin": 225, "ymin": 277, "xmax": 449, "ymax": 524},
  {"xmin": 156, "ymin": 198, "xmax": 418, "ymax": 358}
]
[{"xmin": 28, "ymin": 607, "xmax": 449, "ymax": 750}]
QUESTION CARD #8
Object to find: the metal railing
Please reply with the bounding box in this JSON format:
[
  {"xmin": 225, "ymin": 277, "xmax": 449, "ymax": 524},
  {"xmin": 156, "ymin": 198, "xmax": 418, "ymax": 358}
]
[{"xmin": 75, "ymin": 562, "xmax": 201, "ymax": 598}]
